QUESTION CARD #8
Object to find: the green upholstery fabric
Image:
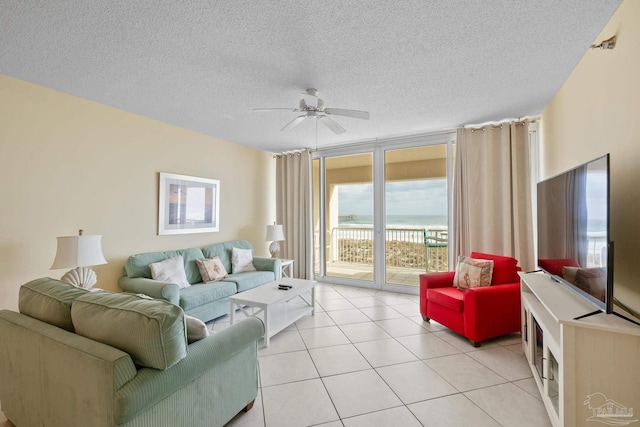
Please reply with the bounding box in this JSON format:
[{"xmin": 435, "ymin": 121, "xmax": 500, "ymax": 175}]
[
  {"xmin": 0, "ymin": 309, "xmax": 137, "ymax": 427},
  {"xmin": 71, "ymin": 293, "xmax": 188, "ymax": 370},
  {"xmin": 225, "ymin": 271, "xmax": 276, "ymax": 292},
  {"xmin": 1, "ymin": 278, "xmax": 264, "ymax": 427},
  {"xmin": 120, "ymin": 240, "xmax": 281, "ymax": 322},
  {"xmin": 179, "ymin": 281, "xmax": 236, "ymax": 311},
  {"xmin": 115, "ymin": 317, "xmax": 263, "ymax": 425},
  {"xmin": 18, "ymin": 277, "xmax": 89, "ymax": 332},
  {"xmin": 125, "ymin": 247, "xmax": 205, "ymax": 284}
]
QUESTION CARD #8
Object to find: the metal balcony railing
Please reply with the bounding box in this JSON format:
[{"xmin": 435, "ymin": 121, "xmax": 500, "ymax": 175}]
[{"xmin": 323, "ymin": 227, "xmax": 449, "ymax": 271}]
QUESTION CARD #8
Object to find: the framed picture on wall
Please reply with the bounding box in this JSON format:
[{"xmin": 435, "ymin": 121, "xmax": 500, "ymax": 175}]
[{"xmin": 158, "ymin": 172, "xmax": 220, "ymax": 235}]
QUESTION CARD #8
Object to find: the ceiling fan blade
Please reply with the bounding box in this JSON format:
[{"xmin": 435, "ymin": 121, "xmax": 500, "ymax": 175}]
[
  {"xmin": 319, "ymin": 116, "xmax": 346, "ymax": 134},
  {"xmin": 299, "ymin": 99, "xmax": 308, "ymax": 110},
  {"xmin": 324, "ymin": 108, "xmax": 369, "ymax": 120},
  {"xmin": 317, "ymin": 97, "xmax": 325, "ymax": 109},
  {"xmin": 281, "ymin": 115, "xmax": 307, "ymax": 131},
  {"xmin": 253, "ymin": 108, "xmax": 299, "ymax": 112}
]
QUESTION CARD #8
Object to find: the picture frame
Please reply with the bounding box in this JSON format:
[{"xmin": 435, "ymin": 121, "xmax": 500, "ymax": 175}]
[{"xmin": 158, "ymin": 172, "xmax": 220, "ymax": 235}]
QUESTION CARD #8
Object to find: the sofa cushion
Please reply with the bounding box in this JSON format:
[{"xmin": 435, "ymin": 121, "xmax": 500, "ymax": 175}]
[
  {"xmin": 470, "ymin": 252, "xmax": 518, "ymax": 285},
  {"xmin": 225, "ymin": 271, "xmax": 276, "ymax": 292},
  {"xmin": 454, "ymin": 256, "xmax": 493, "ymax": 289},
  {"xmin": 71, "ymin": 292, "xmax": 188, "ymax": 370},
  {"xmin": 125, "ymin": 247, "xmax": 205, "ymax": 284},
  {"xmin": 150, "ymin": 255, "xmax": 191, "ymax": 289},
  {"xmin": 427, "ymin": 287, "xmax": 464, "ymax": 313},
  {"xmin": 18, "ymin": 278, "xmax": 90, "ymax": 332},
  {"xmin": 179, "ymin": 281, "xmax": 237, "ymax": 311}
]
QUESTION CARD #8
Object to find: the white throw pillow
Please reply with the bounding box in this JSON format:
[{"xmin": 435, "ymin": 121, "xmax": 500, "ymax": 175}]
[
  {"xmin": 185, "ymin": 315, "xmax": 210, "ymax": 344},
  {"xmin": 231, "ymin": 247, "xmax": 256, "ymax": 273},
  {"xmin": 149, "ymin": 255, "xmax": 191, "ymax": 289}
]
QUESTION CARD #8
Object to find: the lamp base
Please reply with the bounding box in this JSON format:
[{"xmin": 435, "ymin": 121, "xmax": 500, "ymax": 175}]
[
  {"xmin": 268, "ymin": 241, "xmax": 281, "ymax": 259},
  {"xmin": 61, "ymin": 267, "xmax": 98, "ymax": 289}
]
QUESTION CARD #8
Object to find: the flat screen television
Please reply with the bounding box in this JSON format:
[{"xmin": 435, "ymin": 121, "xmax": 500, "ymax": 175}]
[{"xmin": 537, "ymin": 154, "xmax": 613, "ymax": 314}]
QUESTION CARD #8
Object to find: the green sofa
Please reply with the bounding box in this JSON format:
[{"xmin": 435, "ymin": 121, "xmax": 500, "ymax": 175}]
[
  {"xmin": 0, "ymin": 278, "xmax": 264, "ymax": 427},
  {"xmin": 119, "ymin": 239, "xmax": 281, "ymax": 322}
]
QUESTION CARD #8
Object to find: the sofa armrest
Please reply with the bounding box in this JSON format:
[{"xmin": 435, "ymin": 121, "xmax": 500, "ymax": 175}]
[
  {"xmin": 115, "ymin": 317, "xmax": 265, "ymax": 423},
  {"xmin": 462, "ymin": 282, "xmax": 522, "ymax": 342},
  {"xmin": 118, "ymin": 276, "xmax": 180, "ymax": 305},
  {"xmin": 253, "ymin": 256, "xmax": 282, "ymax": 280}
]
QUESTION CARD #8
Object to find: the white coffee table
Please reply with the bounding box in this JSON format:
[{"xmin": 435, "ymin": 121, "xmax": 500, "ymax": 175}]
[{"xmin": 229, "ymin": 277, "xmax": 315, "ymax": 347}]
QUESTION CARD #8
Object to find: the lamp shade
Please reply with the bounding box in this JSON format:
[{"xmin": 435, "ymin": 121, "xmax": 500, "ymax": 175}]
[
  {"xmin": 51, "ymin": 234, "xmax": 107, "ymax": 269},
  {"xmin": 265, "ymin": 224, "xmax": 285, "ymax": 242}
]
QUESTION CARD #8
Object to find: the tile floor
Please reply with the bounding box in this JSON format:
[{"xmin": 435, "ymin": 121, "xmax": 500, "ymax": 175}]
[
  {"xmin": 0, "ymin": 282, "xmax": 551, "ymax": 427},
  {"xmin": 221, "ymin": 282, "xmax": 551, "ymax": 427}
]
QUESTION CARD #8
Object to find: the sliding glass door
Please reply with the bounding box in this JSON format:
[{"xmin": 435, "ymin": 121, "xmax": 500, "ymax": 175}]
[{"xmin": 313, "ymin": 133, "xmax": 455, "ymax": 291}]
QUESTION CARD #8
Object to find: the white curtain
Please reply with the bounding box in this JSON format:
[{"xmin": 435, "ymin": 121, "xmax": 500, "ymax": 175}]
[
  {"xmin": 453, "ymin": 121, "xmax": 535, "ymax": 271},
  {"xmin": 275, "ymin": 150, "xmax": 313, "ymax": 279}
]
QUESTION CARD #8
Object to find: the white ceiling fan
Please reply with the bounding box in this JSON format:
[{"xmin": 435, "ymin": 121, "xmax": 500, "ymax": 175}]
[{"xmin": 254, "ymin": 88, "xmax": 369, "ymax": 134}]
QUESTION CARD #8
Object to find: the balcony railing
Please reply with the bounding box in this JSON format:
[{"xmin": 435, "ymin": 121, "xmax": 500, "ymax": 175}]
[{"xmin": 326, "ymin": 227, "xmax": 449, "ymax": 272}]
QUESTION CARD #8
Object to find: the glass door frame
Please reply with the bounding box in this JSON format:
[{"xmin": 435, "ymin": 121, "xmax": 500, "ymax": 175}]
[{"xmin": 312, "ymin": 131, "xmax": 456, "ymax": 293}]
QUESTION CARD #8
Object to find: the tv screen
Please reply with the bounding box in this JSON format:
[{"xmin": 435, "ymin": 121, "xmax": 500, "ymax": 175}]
[{"xmin": 537, "ymin": 154, "xmax": 613, "ymax": 314}]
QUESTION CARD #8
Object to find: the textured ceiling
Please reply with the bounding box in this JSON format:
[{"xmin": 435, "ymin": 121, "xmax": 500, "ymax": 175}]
[{"xmin": 1, "ymin": 1, "xmax": 622, "ymax": 153}]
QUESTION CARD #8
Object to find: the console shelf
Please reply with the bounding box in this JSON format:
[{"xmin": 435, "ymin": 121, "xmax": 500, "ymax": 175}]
[{"xmin": 520, "ymin": 272, "xmax": 640, "ymax": 426}]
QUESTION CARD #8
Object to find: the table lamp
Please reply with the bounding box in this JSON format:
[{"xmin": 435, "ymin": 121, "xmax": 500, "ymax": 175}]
[
  {"xmin": 51, "ymin": 229, "xmax": 108, "ymax": 289},
  {"xmin": 265, "ymin": 224, "xmax": 285, "ymax": 258}
]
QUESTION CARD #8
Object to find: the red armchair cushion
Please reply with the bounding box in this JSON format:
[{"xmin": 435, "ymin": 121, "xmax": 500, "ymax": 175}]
[
  {"xmin": 470, "ymin": 252, "xmax": 518, "ymax": 285},
  {"xmin": 427, "ymin": 287, "xmax": 464, "ymax": 313}
]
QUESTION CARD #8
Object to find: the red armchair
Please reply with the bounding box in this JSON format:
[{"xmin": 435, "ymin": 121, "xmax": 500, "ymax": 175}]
[{"xmin": 419, "ymin": 252, "xmax": 522, "ymax": 347}]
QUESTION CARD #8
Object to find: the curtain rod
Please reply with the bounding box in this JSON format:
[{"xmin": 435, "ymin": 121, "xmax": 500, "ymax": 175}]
[
  {"xmin": 272, "ymin": 149, "xmax": 309, "ymax": 158},
  {"xmin": 465, "ymin": 116, "xmax": 539, "ymax": 132}
]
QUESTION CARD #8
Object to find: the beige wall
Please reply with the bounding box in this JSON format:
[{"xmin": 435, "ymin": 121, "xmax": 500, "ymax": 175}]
[
  {"xmin": 0, "ymin": 75, "xmax": 276, "ymax": 311},
  {"xmin": 540, "ymin": 0, "xmax": 640, "ymax": 314}
]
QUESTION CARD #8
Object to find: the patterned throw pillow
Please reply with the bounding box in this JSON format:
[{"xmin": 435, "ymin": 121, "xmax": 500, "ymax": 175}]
[
  {"xmin": 453, "ymin": 255, "xmax": 494, "ymax": 289},
  {"xmin": 196, "ymin": 257, "xmax": 229, "ymax": 283}
]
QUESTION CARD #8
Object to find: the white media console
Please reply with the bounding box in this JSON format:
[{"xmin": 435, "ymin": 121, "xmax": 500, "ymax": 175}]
[{"xmin": 520, "ymin": 272, "xmax": 640, "ymax": 426}]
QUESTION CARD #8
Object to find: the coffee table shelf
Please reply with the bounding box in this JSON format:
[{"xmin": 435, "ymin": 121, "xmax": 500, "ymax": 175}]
[{"xmin": 229, "ymin": 277, "xmax": 315, "ymax": 347}]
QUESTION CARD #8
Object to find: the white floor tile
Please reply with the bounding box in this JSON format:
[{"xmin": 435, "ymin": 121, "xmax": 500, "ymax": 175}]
[
  {"xmin": 359, "ymin": 305, "xmax": 404, "ymax": 321},
  {"xmin": 295, "ymin": 311, "xmax": 336, "ymax": 330},
  {"xmin": 413, "ymin": 317, "xmax": 447, "ymax": 332},
  {"xmin": 257, "ymin": 329, "xmax": 306, "ymax": 356},
  {"xmin": 342, "ymin": 406, "xmax": 422, "ymax": 427},
  {"xmin": 465, "ymin": 383, "xmax": 552, "ymax": 427},
  {"xmin": 327, "ymin": 309, "xmax": 371, "ymax": 325},
  {"xmin": 408, "ymin": 394, "xmax": 501, "ymax": 427},
  {"xmin": 432, "ymin": 329, "xmax": 499, "ymax": 352},
  {"xmin": 348, "ymin": 296, "xmax": 386, "ymax": 308},
  {"xmin": 309, "ymin": 344, "xmax": 371, "ymax": 377},
  {"xmin": 466, "ymin": 346, "xmax": 532, "ymax": 381},
  {"xmin": 259, "ymin": 350, "xmax": 318, "ymax": 387},
  {"xmin": 225, "ymin": 391, "xmax": 265, "ymax": 427},
  {"xmin": 322, "ymin": 370, "xmax": 403, "ymax": 419},
  {"xmin": 387, "ymin": 302, "xmax": 420, "ymax": 317},
  {"xmin": 355, "ymin": 338, "xmax": 418, "ymax": 367},
  {"xmin": 424, "ymin": 354, "xmax": 507, "ymax": 392},
  {"xmin": 397, "ymin": 333, "xmax": 461, "ymax": 360},
  {"xmin": 318, "ymin": 298, "xmax": 356, "ymax": 312},
  {"xmin": 262, "ymin": 379, "xmax": 339, "ymax": 427},
  {"xmin": 338, "ymin": 322, "xmax": 392, "ymax": 343},
  {"xmin": 513, "ymin": 377, "xmax": 543, "ymax": 401},
  {"xmin": 376, "ymin": 361, "xmax": 458, "ymax": 404},
  {"xmin": 374, "ymin": 317, "xmax": 429, "ymax": 337},
  {"xmin": 299, "ymin": 325, "xmax": 350, "ymax": 349}
]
